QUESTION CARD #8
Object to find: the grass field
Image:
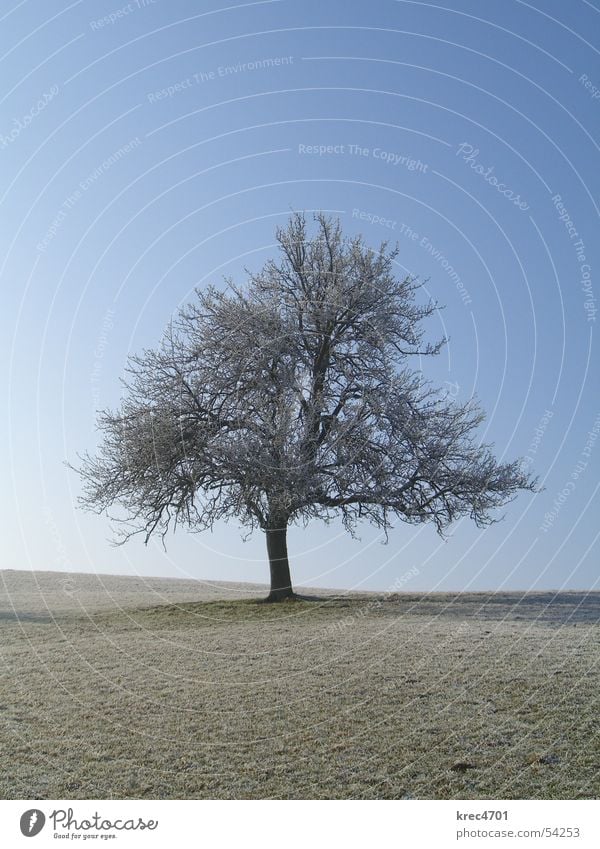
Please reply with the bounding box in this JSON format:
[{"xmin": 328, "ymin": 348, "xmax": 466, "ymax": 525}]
[{"xmin": 1, "ymin": 570, "xmax": 599, "ymax": 799}]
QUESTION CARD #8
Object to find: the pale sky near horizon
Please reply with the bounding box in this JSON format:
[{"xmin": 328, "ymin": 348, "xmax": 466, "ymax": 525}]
[{"xmin": 1, "ymin": 0, "xmax": 599, "ymax": 593}]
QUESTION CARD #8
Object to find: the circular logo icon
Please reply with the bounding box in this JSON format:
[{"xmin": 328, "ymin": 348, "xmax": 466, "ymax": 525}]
[{"xmin": 20, "ymin": 810, "xmax": 45, "ymax": 837}]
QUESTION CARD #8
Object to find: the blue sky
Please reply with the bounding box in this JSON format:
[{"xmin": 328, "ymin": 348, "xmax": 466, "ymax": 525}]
[{"xmin": 1, "ymin": 0, "xmax": 598, "ymax": 592}]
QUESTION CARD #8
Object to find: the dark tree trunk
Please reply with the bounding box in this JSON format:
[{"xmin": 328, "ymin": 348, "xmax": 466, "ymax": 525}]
[{"xmin": 265, "ymin": 521, "xmax": 295, "ymax": 601}]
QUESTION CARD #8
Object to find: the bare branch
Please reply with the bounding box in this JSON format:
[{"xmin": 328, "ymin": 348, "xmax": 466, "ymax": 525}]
[{"xmin": 69, "ymin": 213, "xmax": 537, "ymax": 561}]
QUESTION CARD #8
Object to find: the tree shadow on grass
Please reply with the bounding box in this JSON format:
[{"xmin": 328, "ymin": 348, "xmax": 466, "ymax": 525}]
[{"xmin": 0, "ymin": 611, "xmax": 54, "ymax": 624}]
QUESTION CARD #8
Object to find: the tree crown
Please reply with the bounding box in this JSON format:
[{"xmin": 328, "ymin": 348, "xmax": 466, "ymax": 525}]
[{"xmin": 73, "ymin": 213, "xmax": 536, "ymax": 545}]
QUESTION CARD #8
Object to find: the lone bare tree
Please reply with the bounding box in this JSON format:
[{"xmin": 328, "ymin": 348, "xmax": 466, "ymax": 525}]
[{"xmin": 72, "ymin": 213, "xmax": 535, "ymax": 601}]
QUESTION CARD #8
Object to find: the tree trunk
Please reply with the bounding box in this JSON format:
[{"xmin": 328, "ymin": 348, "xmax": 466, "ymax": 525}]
[{"xmin": 265, "ymin": 522, "xmax": 295, "ymax": 602}]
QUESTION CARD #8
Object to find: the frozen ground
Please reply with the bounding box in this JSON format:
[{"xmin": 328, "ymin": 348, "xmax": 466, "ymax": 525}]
[{"xmin": 1, "ymin": 570, "xmax": 598, "ymax": 799}]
